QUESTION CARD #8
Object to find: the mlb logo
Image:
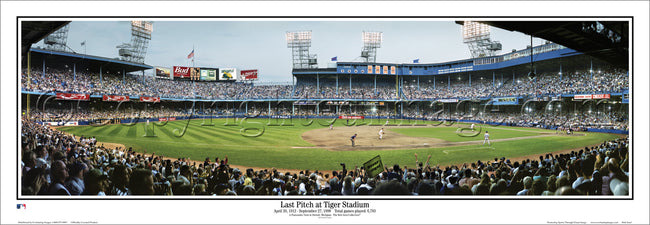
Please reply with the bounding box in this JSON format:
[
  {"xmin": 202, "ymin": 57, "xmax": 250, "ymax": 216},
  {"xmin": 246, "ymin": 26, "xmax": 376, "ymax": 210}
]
[{"xmin": 17, "ymin": 204, "xmax": 26, "ymax": 209}]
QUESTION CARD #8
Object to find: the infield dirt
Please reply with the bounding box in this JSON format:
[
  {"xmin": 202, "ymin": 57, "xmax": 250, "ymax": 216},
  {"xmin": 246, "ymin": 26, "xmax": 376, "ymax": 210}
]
[{"xmin": 300, "ymin": 125, "xmax": 561, "ymax": 151}]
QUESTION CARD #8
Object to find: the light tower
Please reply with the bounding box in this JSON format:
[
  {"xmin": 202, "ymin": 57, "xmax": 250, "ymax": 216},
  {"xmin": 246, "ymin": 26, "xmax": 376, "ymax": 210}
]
[
  {"xmin": 117, "ymin": 21, "xmax": 153, "ymax": 64},
  {"xmin": 361, "ymin": 31, "xmax": 382, "ymax": 63},
  {"xmin": 43, "ymin": 24, "xmax": 70, "ymax": 52},
  {"xmin": 286, "ymin": 31, "xmax": 317, "ymax": 69},
  {"xmin": 461, "ymin": 21, "xmax": 501, "ymax": 58}
]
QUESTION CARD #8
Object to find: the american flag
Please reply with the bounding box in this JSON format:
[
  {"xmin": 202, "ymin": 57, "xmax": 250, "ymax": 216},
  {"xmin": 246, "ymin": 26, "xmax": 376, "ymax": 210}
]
[{"xmin": 187, "ymin": 50, "xmax": 194, "ymax": 59}]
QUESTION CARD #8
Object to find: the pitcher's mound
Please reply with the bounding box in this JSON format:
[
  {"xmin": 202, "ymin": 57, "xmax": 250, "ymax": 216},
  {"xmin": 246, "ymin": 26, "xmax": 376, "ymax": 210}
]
[{"xmin": 301, "ymin": 126, "xmax": 446, "ymax": 151}]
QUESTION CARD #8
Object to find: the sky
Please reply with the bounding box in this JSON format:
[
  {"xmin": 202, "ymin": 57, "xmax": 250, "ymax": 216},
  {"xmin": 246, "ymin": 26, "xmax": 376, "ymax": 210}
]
[{"xmin": 35, "ymin": 20, "xmax": 548, "ymax": 83}]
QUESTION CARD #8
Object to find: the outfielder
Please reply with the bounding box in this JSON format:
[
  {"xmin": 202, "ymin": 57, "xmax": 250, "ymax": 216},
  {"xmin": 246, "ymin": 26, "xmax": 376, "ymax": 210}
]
[{"xmin": 470, "ymin": 123, "xmax": 475, "ymax": 131}]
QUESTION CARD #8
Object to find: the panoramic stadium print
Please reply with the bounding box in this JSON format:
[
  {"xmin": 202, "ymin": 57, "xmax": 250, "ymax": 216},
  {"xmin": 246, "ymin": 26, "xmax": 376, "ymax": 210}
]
[{"xmin": 19, "ymin": 19, "xmax": 630, "ymax": 198}]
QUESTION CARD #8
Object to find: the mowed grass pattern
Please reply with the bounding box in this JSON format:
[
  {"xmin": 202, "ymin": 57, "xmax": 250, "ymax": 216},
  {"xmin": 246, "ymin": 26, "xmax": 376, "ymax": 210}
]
[
  {"xmin": 57, "ymin": 118, "xmax": 619, "ymax": 170},
  {"xmin": 390, "ymin": 126, "xmax": 541, "ymax": 142}
]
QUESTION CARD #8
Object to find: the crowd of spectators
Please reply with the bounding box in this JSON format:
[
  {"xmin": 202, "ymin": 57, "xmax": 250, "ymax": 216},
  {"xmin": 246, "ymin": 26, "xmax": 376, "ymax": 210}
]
[
  {"xmin": 29, "ymin": 108, "xmax": 187, "ymax": 122},
  {"xmin": 22, "ymin": 67, "xmax": 628, "ymax": 100},
  {"xmin": 21, "ymin": 115, "xmax": 629, "ymax": 196},
  {"xmin": 402, "ymin": 78, "xmax": 500, "ymax": 99},
  {"xmin": 22, "ymin": 68, "xmax": 293, "ymax": 100},
  {"xmin": 294, "ymin": 81, "xmax": 397, "ymax": 100},
  {"xmin": 492, "ymin": 69, "xmax": 628, "ymax": 97},
  {"xmin": 27, "ymin": 101, "xmax": 628, "ymax": 132},
  {"xmin": 468, "ymin": 111, "xmax": 629, "ymax": 131}
]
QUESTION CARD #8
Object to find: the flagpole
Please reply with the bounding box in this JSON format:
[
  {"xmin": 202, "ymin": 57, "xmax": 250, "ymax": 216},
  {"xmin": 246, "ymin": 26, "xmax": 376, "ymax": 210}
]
[{"xmin": 192, "ymin": 45, "xmax": 195, "ymax": 98}]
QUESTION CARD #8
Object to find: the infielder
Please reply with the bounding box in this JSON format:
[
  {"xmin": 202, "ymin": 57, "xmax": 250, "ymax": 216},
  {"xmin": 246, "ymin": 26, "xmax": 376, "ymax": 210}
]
[
  {"xmin": 379, "ymin": 128, "xmax": 384, "ymax": 140},
  {"xmin": 329, "ymin": 123, "xmax": 333, "ymax": 130},
  {"xmin": 483, "ymin": 131, "xmax": 491, "ymax": 146},
  {"xmin": 350, "ymin": 133, "xmax": 357, "ymax": 147}
]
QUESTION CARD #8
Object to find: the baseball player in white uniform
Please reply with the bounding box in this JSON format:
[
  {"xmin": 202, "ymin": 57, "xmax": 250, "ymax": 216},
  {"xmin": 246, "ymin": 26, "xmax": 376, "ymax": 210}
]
[
  {"xmin": 483, "ymin": 131, "xmax": 491, "ymax": 146},
  {"xmin": 470, "ymin": 123, "xmax": 475, "ymax": 131},
  {"xmin": 379, "ymin": 128, "xmax": 384, "ymax": 140}
]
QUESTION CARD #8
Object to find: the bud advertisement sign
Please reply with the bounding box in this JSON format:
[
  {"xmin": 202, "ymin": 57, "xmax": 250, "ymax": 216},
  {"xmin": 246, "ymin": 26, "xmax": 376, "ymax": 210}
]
[
  {"xmin": 155, "ymin": 67, "xmax": 171, "ymax": 79},
  {"xmin": 200, "ymin": 68, "xmax": 217, "ymax": 81},
  {"xmin": 240, "ymin": 70, "xmax": 258, "ymax": 80},
  {"xmin": 220, "ymin": 68, "xmax": 237, "ymax": 80},
  {"xmin": 173, "ymin": 66, "xmax": 190, "ymax": 78}
]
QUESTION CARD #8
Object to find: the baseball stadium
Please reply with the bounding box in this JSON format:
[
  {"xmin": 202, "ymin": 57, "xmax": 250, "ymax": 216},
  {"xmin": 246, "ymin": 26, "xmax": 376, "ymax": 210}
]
[{"xmin": 19, "ymin": 20, "xmax": 630, "ymax": 197}]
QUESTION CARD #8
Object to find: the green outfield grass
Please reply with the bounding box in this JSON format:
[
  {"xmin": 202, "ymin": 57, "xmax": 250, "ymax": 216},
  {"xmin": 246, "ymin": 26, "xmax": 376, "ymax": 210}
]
[
  {"xmin": 56, "ymin": 118, "xmax": 619, "ymax": 171},
  {"xmin": 390, "ymin": 126, "xmax": 542, "ymax": 142}
]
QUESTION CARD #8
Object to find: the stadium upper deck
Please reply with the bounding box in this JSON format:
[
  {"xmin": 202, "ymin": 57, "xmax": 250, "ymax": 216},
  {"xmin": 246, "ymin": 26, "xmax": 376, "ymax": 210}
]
[{"xmin": 22, "ymin": 42, "xmax": 629, "ymax": 102}]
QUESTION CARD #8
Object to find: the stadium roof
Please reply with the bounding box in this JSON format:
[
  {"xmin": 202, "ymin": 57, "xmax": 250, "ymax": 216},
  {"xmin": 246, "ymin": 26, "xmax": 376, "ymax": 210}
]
[
  {"xmin": 456, "ymin": 21, "xmax": 629, "ymax": 68},
  {"xmin": 21, "ymin": 21, "xmax": 70, "ymax": 63},
  {"xmin": 28, "ymin": 47, "xmax": 153, "ymax": 73}
]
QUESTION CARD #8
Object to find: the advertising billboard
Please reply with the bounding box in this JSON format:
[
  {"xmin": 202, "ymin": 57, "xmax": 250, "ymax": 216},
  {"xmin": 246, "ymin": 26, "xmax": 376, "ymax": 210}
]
[
  {"xmin": 573, "ymin": 94, "xmax": 611, "ymax": 100},
  {"xmin": 155, "ymin": 67, "xmax": 172, "ymax": 79},
  {"xmin": 383, "ymin": 66, "xmax": 388, "ymax": 74},
  {"xmin": 390, "ymin": 66, "xmax": 396, "ymax": 74},
  {"xmin": 367, "ymin": 65, "xmax": 373, "ymax": 74},
  {"xmin": 190, "ymin": 67, "xmax": 201, "ymax": 80},
  {"xmin": 437, "ymin": 99, "xmax": 459, "ymax": 103},
  {"xmin": 200, "ymin": 68, "xmax": 218, "ymax": 81},
  {"xmin": 220, "ymin": 68, "xmax": 237, "ymax": 80},
  {"xmin": 240, "ymin": 70, "xmax": 258, "ymax": 81},
  {"xmin": 56, "ymin": 93, "xmax": 90, "ymax": 101},
  {"xmin": 492, "ymin": 97, "xmax": 519, "ymax": 105},
  {"xmin": 375, "ymin": 65, "xmax": 380, "ymax": 74},
  {"xmin": 173, "ymin": 66, "xmax": 190, "ymax": 78},
  {"xmin": 339, "ymin": 115, "xmax": 365, "ymax": 119},
  {"xmin": 573, "ymin": 94, "xmax": 592, "ymax": 100},
  {"xmin": 592, "ymin": 94, "xmax": 611, "ymax": 99},
  {"xmin": 140, "ymin": 96, "xmax": 160, "ymax": 103},
  {"xmin": 102, "ymin": 95, "xmax": 129, "ymax": 102}
]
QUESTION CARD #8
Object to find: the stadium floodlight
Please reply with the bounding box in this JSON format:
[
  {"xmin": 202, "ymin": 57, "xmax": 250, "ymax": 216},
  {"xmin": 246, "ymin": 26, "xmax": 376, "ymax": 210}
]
[
  {"xmin": 461, "ymin": 21, "xmax": 502, "ymax": 58},
  {"xmin": 43, "ymin": 24, "xmax": 70, "ymax": 52},
  {"xmin": 361, "ymin": 31, "xmax": 382, "ymax": 63},
  {"xmin": 117, "ymin": 21, "xmax": 153, "ymax": 64},
  {"xmin": 286, "ymin": 31, "xmax": 317, "ymax": 69}
]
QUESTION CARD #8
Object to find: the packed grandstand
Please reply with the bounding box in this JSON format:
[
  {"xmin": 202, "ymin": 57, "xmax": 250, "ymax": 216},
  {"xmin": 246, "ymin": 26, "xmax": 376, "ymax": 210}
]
[
  {"xmin": 20, "ymin": 65, "xmax": 630, "ymax": 196},
  {"xmin": 22, "ymin": 67, "xmax": 627, "ymax": 100},
  {"xmin": 21, "ymin": 117, "xmax": 629, "ymax": 196},
  {"xmin": 20, "ymin": 21, "xmax": 630, "ymax": 197}
]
